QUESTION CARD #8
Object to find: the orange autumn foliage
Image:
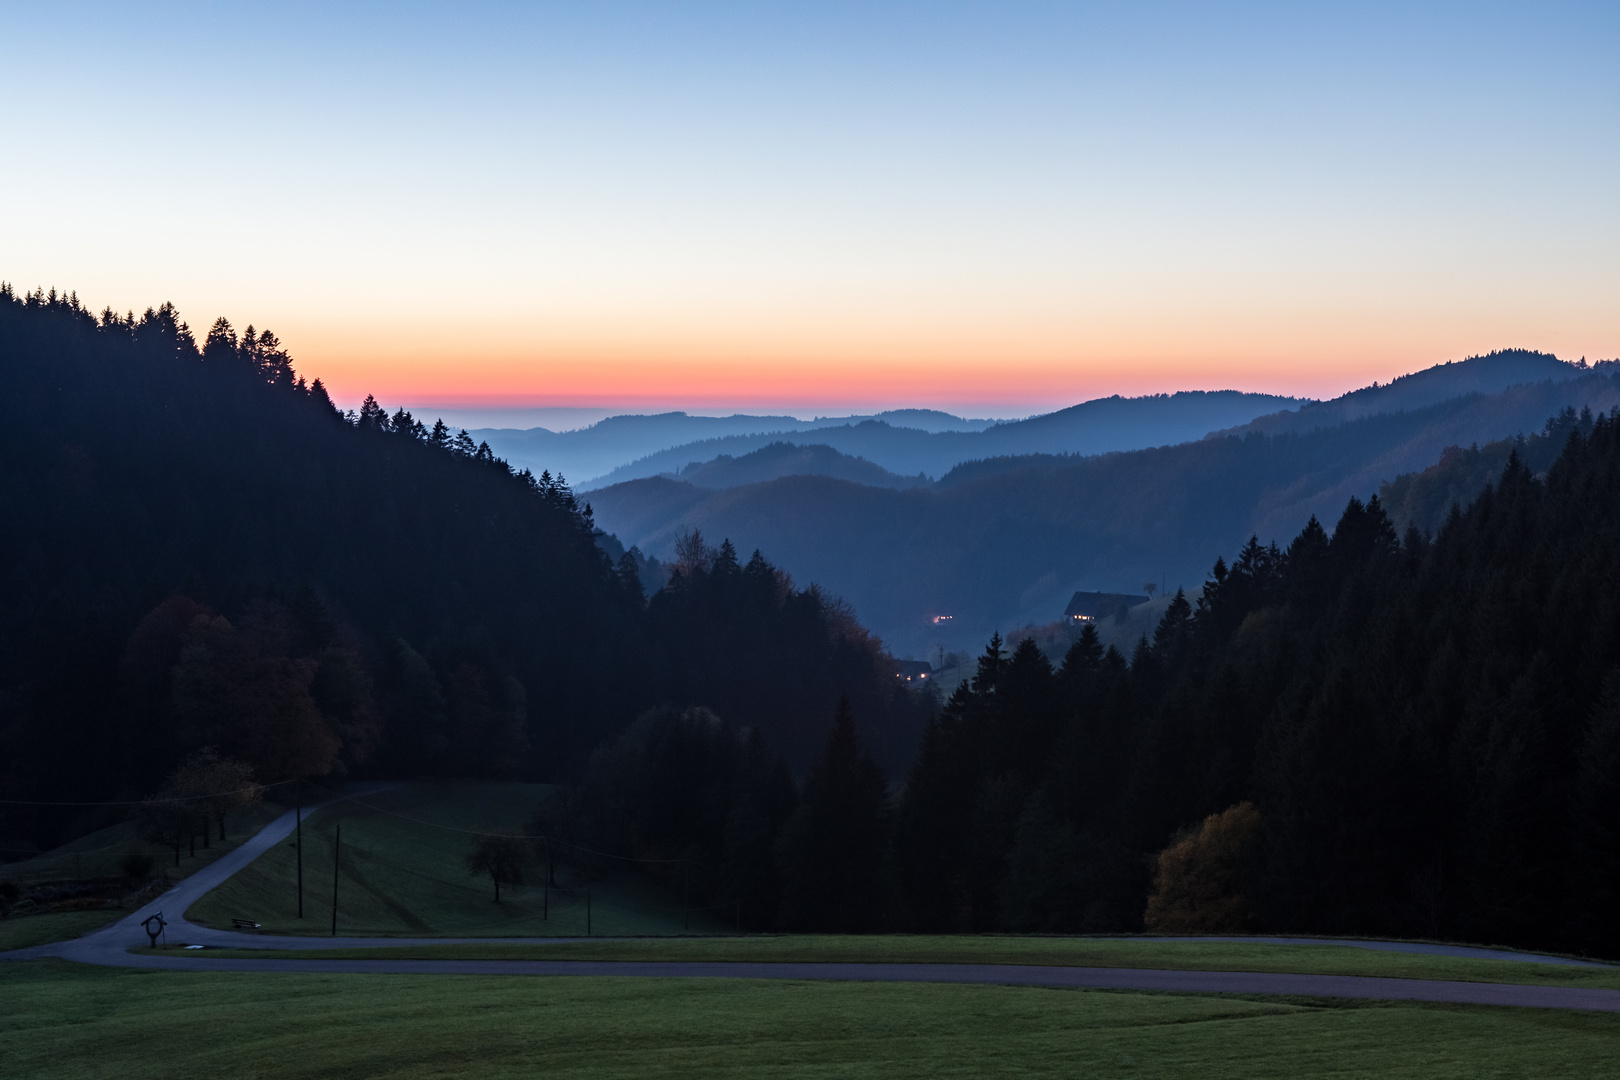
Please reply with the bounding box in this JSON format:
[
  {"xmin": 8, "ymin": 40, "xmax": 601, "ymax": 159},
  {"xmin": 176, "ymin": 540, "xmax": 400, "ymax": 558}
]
[{"xmin": 1143, "ymin": 801, "xmax": 1262, "ymax": 933}]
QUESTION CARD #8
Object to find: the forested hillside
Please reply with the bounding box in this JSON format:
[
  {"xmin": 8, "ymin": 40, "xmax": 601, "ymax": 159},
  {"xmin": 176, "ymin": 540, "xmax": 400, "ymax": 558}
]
[
  {"xmin": 589, "ymin": 369, "xmax": 1620, "ymax": 656},
  {"xmin": 670, "ymin": 442, "xmax": 928, "ymax": 490},
  {"xmin": 0, "ymin": 289, "xmax": 929, "ymax": 851},
  {"xmin": 894, "ymin": 408, "xmax": 1620, "ymax": 955},
  {"xmin": 576, "ymin": 415, "xmax": 1620, "ymax": 953},
  {"xmin": 1378, "ymin": 405, "xmax": 1594, "ymax": 534},
  {"xmin": 1218, "ymin": 349, "xmax": 1591, "ymax": 438}
]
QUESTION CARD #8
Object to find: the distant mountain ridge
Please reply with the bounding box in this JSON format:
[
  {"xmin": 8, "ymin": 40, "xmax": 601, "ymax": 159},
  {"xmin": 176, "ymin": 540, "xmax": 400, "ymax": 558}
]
[
  {"xmin": 474, "ymin": 408, "xmax": 997, "ymax": 486},
  {"xmin": 584, "ymin": 389, "xmax": 1302, "ymax": 488},
  {"xmin": 589, "ymin": 355, "xmax": 1620, "ymax": 657},
  {"xmin": 1213, "ymin": 349, "xmax": 1586, "ymax": 439}
]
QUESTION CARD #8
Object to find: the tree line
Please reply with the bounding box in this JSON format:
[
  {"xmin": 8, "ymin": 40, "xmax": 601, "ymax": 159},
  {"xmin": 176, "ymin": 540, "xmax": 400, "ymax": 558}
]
[
  {"xmin": 568, "ymin": 408, "xmax": 1620, "ymax": 954},
  {"xmin": 0, "ymin": 286, "xmax": 928, "ymax": 853}
]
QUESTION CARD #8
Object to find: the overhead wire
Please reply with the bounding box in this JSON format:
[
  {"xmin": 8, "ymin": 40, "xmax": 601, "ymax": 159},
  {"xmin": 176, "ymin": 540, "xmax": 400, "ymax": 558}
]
[{"xmin": 0, "ymin": 778, "xmax": 299, "ymax": 806}]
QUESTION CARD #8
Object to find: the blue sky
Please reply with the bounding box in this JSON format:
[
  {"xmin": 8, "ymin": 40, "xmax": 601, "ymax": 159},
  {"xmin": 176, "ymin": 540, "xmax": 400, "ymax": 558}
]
[{"xmin": 2, "ymin": 2, "xmax": 1615, "ymax": 414}]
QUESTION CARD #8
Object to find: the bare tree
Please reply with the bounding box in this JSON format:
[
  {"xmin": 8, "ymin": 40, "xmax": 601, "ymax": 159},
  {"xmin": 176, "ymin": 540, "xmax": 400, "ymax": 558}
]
[
  {"xmin": 465, "ymin": 831, "xmax": 534, "ymax": 903},
  {"xmin": 135, "ymin": 783, "xmax": 194, "ymax": 867},
  {"xmin": 674, "ymin": 529, "xmax": 712, "ymax": 577}
]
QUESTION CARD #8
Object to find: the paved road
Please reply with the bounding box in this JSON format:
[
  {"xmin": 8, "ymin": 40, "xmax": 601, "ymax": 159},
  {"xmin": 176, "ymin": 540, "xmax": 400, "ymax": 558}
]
[
  {"xmin": 6, "ymin": 790, "xmax": 1618, "ymax": 1012},
  {"xmin": 2, "ymin": 782, "xmax": 411, "ymax": 962},
  {"xmin": 58, "ymin": 953, "xmax": 1620, "ymax": 1012}
]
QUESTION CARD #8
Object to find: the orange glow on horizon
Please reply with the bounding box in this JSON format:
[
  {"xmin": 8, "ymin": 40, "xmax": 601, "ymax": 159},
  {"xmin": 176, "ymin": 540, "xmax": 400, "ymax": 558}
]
[{"xmin": 286, "ymin": 311, "xmax": 1609, "ymax": 414}]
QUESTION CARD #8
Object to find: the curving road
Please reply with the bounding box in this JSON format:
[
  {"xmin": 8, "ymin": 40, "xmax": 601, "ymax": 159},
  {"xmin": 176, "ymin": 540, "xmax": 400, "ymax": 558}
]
[{"xmin": 6, "ymin": 790, "xmax": 1618, "ymax": 1012}]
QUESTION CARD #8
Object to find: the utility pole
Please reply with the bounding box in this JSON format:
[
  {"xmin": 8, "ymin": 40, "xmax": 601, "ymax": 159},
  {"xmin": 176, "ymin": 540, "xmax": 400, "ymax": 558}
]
[
  {"xmin": 684, "ymin": 861, "xmax": 691, "ymax": 932},
  {"xmin": 331, "ymin": 824, "xmax": 341, "ymax": 937},
  {"xmin": 296, "ymin": 780, "xmax": 303, "ymax": 919},
  {"xmin": 586, "ymin": 886, "xmax": 591, "ymax": 936}
]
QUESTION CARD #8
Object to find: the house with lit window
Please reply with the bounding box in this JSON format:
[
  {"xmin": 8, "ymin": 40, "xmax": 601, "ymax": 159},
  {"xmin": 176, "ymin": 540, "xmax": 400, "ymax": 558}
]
[
  {"xmin": 893, "ymin": 660, "xmax": 934, "ymax": 683},
  {"xmin": 1063, "ymin": 591, "xmax": 1151, "ymax": 624}
]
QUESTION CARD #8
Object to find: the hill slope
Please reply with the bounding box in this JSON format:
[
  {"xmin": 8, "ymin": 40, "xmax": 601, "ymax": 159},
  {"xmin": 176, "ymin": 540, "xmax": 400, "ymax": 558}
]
[
  {"xmin": 1216, "ymin": 349, "xmax": 1585, "ymax": 438},
  {"xmin": 476, "ymin": 409, "xmax": 997, "ymax": 486},
  {"xmin": 587, "ymin": 390, "xmax": 1302, "ymax": 488},
  {"xmin": 670, "ymin": 443, "xmax": 928, "ymax": 490},
  {"xmin": 0, "ymin": 290, "xmax": 928, "ymax": 852},
  {"xmin": 589, "ymin": 369, "xmax": 1620, "ymax": 656}
]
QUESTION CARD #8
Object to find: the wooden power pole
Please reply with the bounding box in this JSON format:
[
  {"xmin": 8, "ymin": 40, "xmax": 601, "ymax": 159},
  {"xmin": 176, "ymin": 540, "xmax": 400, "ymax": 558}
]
[{"xmin": 331, "ymin": 824, "xmax": 341, "ymax": 937}]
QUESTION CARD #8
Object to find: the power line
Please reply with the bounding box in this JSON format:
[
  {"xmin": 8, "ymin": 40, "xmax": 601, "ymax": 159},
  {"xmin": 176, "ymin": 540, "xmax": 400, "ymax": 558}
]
[{"xmin": 0, "ymin": 778, "xmax": 299, "ymax": 807}]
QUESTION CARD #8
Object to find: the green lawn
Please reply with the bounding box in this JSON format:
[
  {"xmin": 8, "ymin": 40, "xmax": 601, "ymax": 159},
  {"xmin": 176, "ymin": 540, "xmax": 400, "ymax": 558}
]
[
  {"xmin": 3, "ymin": 959, "xmax": 1617, "ymax": 1079},
  {"xmin": 188, "ymin": 783, "xmax": 727, "ymax": 937},
  {"xmin": 155, "ymin": 933, "xmax": 1620, "ymax": 990},
  {"xmin": 0, "ymin": 911, "xmax": 124, "ymax": 952}
]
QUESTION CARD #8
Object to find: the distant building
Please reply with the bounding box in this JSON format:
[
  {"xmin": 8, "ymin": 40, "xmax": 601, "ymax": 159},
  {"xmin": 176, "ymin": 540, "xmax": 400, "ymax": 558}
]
[
  {"xmin": 893, "ymin": 660, "xmax": 934, "ymax": 683},
  {"xmin": 1064, "ymin": 591, "xmax": 1152, "ymax": 624}
]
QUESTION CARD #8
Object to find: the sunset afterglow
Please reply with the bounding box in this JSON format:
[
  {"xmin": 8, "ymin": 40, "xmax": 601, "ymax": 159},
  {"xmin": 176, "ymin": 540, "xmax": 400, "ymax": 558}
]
[{"xmin": 3, "ymin": 2, "xmax": 1615, "ymax": 416}]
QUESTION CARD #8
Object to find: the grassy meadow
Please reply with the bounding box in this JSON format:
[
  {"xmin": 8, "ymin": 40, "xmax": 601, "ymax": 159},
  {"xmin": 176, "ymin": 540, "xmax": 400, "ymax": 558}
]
[
  {"xmin": 187, "ymin": 783, "xmax": 727, "ymax": 937},
  {"xmin": 5, "ymin": 958, "xmax": 1620, "ymax": 1080}
]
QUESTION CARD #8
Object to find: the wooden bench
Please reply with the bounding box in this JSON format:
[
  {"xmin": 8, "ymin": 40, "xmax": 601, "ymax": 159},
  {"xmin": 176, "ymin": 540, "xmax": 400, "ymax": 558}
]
[{"xmin": 230, "ymin": 918, "xmax": 261, "ymax": 930}]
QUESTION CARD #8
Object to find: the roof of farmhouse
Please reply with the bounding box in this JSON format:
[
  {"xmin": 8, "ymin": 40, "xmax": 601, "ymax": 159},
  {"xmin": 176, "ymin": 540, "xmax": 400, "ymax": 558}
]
[{"xmin": 1064, "ymin": 591, "xmax": 1152, "ymax": 620}]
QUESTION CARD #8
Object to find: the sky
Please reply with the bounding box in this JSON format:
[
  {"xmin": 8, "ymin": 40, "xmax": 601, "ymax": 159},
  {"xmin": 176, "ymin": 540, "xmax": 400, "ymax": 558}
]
[{"xmin": 2, "ymin": 2, "xmax": 1616, "ymax": 418}]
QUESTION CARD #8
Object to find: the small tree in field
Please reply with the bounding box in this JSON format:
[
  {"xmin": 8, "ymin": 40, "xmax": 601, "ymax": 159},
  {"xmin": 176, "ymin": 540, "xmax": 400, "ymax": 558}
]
[
  {"xmin": 466, "ymin": 831, "xmax": 533, "ymax": 903},
  {"xmin": 135, "ymin": 787, "xmax": 193, "ymax": 868}
]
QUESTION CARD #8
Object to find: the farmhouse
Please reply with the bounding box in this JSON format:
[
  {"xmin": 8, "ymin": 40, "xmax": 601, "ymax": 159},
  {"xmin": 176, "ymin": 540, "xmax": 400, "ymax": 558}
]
[{"xmin": 1064, "ymin": 590, "xmax": 1152, "ymax": 624}]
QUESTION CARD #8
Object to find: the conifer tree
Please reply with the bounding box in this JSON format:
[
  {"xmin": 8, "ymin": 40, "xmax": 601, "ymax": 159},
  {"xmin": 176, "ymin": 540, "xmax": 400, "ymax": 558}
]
[
  {"xmin": 776, "ymin": 697, "xmax": 892, "ymax": 931},
  {"xmin": 202, "ymin": 317, "xmax": 238, "ymax": 363}
]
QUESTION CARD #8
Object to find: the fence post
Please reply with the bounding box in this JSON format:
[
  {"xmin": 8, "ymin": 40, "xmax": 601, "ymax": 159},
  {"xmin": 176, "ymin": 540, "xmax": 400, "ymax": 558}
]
[
  {"xmin": 331, "ymin": 824, "xmax": 341, "ymax": 937},
  {"xmin": 296, "ymin": 781, "xmax": 304, "ymax": 919}
]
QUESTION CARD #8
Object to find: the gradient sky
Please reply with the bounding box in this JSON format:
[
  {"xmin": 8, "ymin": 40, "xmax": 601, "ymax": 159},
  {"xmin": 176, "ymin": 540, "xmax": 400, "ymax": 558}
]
[{"xmin": 3, "ymin": 2, "xmax": 1616, "ymax": 416}]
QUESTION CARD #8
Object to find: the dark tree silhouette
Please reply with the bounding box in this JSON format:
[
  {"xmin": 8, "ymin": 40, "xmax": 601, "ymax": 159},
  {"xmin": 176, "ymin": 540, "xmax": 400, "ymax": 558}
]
[
  {"xmin": 465, "ymin": 832, "xmax": 534, "ymax": 903},
  {"xmin": 776, "ymin": 698, "xmax": 892, "ymax": 931}
]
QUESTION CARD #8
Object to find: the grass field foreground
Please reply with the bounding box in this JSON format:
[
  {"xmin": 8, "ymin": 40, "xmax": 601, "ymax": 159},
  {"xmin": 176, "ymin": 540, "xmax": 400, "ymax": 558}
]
[
  {"xmin": 4, "ymin": 958, "xmax": 1619, "ymax": 1080},
  {"xmin": 156, "ymin": 934, "xmax": 1620, "ymax": 991},
  {"xmin": 187, "ymin": 783, "xmax": 727, "ymax": 937}
]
